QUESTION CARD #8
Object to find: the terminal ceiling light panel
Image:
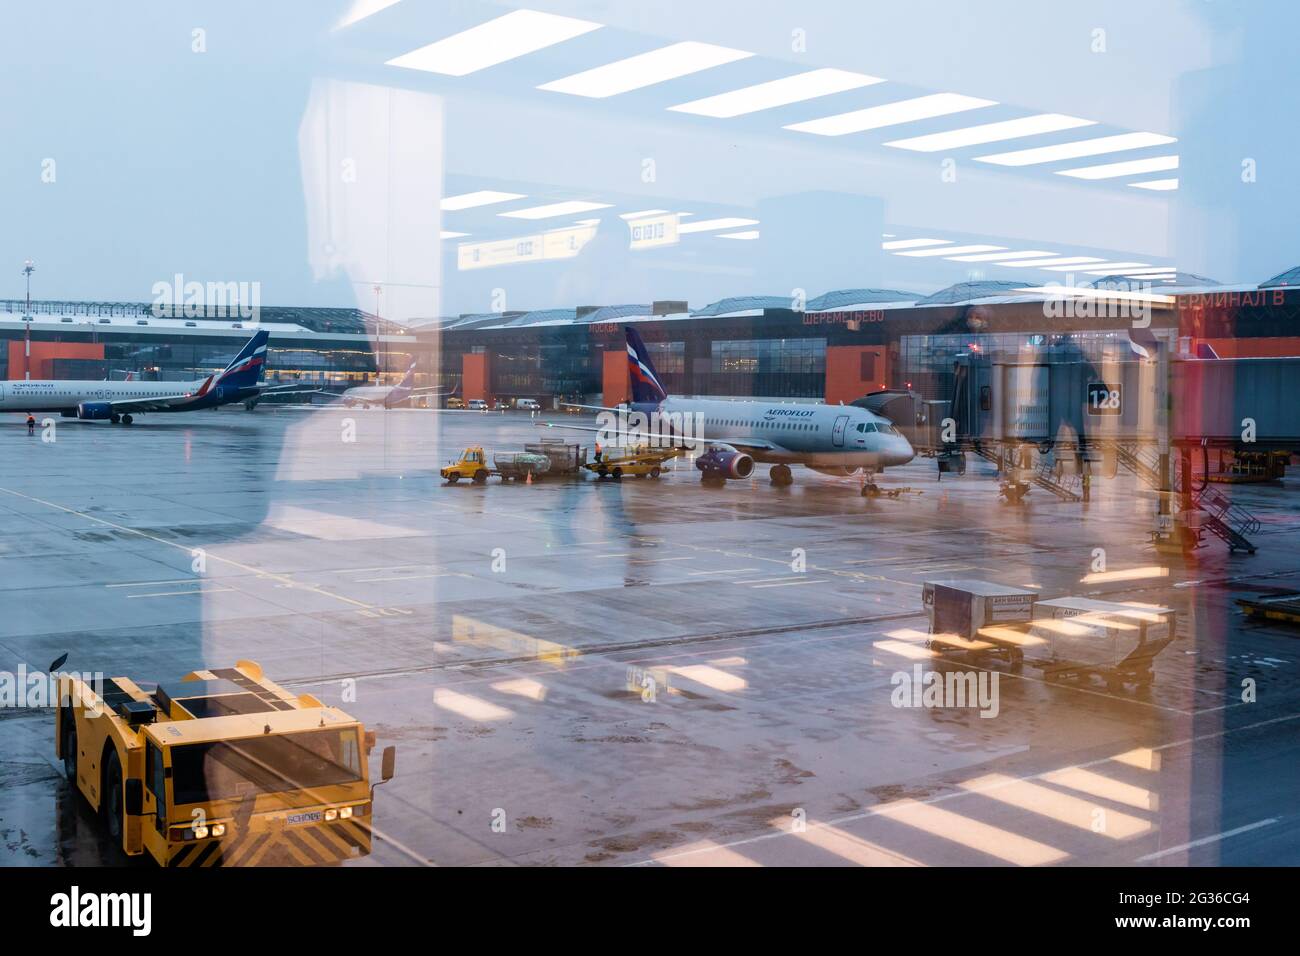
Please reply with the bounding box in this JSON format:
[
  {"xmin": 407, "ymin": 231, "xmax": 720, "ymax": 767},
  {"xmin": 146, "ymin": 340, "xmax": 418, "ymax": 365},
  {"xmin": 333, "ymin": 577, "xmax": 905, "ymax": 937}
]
[
  {"xmin": 881, "ymin": 238, "xmax": 951, "ymax": 250},
  {"xmin": 499, "ymin": 200, "xmax": 613, "ymax": 219},
  {"xmin": 619, "ymin": 209, "xmax": 670, "ymax": 219},
  {"xmin": 441, "ymin": 190, "xmax": 527, "ymax": 210},
  {"xmin": 386, "ymin": 9, "xmax": 602, "ymax": 76},
  {"xmin": 1057, "ymin": 156, "xmax": 1179, "ymax": 180},
  {"xmin": 884, "ymin": 113, "xmax": 1097, "ymax": 151},
  {"xmin": 946, "ymin": 249, "xmax": 1057, "ymax": 262},
  {"xmin": 1130, "ymin": 178, "xmax": 1179, "ymax": 191},
  {"xmin": 678, "ymin": 217, "xmax": 760, "ymax": 234},
  {"xmin": 668, "ymin": 68, "xmax": 884, "ymax": 118},
  {"xmin": 785, "ymin": 93, "xmax": 997, "ymax": 136},
  {"xmin": 1001, "ymin": 256, "xmax": 1106, "ymax": 268},
  {"xmin": 539, "ymin": 41, "xmax": 753, "ymax": 98},
  {"xmin": 896, "ymin": 244, "xmax": 1006, "ymax": 257},
  {"xmin": 975, "ymin": 131, "xmax": 1176, "ymax": 166},
  {"xmin": 717, "ymin": 230, "xmax": 760, "ymax": 239},
  {"xmin": 440, "ymin": 231, "xmax": 470, "ymax": 239},
  {"xmin": 1042, "ymin": 260, "xmax": 1149, "ymax": 272}
]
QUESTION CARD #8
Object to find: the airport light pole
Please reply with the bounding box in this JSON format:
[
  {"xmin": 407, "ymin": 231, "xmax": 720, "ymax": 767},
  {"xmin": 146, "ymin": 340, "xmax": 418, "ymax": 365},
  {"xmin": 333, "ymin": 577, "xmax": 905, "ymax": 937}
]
[{"xmin": 21, "ymin": 259, "xmax": 34, "ymax": 379}]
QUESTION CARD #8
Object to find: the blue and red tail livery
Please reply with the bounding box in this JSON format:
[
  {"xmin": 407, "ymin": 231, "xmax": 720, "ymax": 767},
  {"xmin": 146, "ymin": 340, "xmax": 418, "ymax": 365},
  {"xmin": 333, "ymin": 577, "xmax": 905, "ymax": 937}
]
[
  {"xmin": 216, "ymin": 329, "xmax": 269, "ymax": 390},
  {"xmin": 626, "ymin": 327, "xmax": 668, "ymax": 404}
]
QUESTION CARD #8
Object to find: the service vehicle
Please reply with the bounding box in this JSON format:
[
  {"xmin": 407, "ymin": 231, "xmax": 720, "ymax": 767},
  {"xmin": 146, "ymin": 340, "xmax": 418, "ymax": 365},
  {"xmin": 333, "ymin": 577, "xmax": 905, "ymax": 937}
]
[
  {"xmin": 467, "ymin": 399, "xmax": 488, "ymax": 411},
  {"xmin": 441, "ymin": 446, "xmax": 550, "ymax": 482},
  {"xmin": 445, "ymin": 396, "xmax": 465, "ymax": 409},
  {"xmin": 585, "ymin": 445, "xmax": 684, "ymax": 480},
  {"xmin": 56, "ymin": 659, "xmax": 395, "ymax": 867},
  {"xmin": 516, "ymin": 398, "xmax": 541, "ymax": 412}
]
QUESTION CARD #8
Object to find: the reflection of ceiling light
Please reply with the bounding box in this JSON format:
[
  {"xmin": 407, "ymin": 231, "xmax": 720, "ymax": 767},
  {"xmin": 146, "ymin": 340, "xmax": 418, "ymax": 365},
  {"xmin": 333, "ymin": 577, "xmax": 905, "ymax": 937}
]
[
  {"xmin": 1043, "ymin": 261, "xmax": 1148, "ymax": 272},
  {"xmin": 669, "ymin": 68, "xmax": 883, "ymax": 118},
  {"xmin": 1057, "ymin": 155, "xmax": 1178, "ymax": 180},
  {"xmin": 335, "ymin": 0, "xmax": 402, "ymax": 31},
  {"xmin": 717, "ymin": 230, "xmax": 760, "ymax": 240},
  {"xmin": 619, "ymin": 209, "xmax": 670, "ymax": 219},
  {"xmin": 539, "ymin": 41, "xmax": 752, "ymax": 98},
  {"xmin": 885, "ymin": 114, "xmax": 1095, "ymax": 152},
  {"xmin": 1003, "ymin": 256, "xmax": 1106, "ymax": 268},
  {"xmin": 1123, "ymin": 267, "xmax": 1179, "ymax": 276},
  {"xmin": 1129, "ymin": 178, "xmax": 1179, "ymax": 191},
  {"xmin": 440, "ymin": 230, "xmax": 470, "ymax": 239},
  {"xmin": 785, "ymin": 93, "xmax": 997, "ymax": 136},
  {"xmin": 897, "ymin": 244, "xmax": 1005, "ymax": 257},
  {"xmin": 387, "ymin": 10, "xmax": 602, "ymax": 76},
  {"xmin": 573, "ymin": 218, "xmax": 602, "ymax": 226},
  {"xmin": 678, "ymin": 217, "xmax": 759, "ymax": 234},
  {"xmin": 947, "ymin": 250, "xmax": 1055, "ymax": 262},
  {"xmin": 441, "ymin": 190, "xmax": 526, "ymax": 211},
  {"xmin": 881, "ymin": 238, "xmax": 950, "ymax": 250},
  {"xmin": 499, "ymin": 200, "xmax": 613, "ymax": 219},
  {"xmin": 975, "ymin": 131, "xmax": 1176, "ymax": 166}
]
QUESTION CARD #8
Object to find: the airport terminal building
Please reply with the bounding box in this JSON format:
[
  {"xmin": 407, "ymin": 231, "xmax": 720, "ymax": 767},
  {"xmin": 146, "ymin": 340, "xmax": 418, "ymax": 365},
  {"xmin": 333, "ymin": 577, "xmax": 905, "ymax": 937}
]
[{"xmin": 4, "ymin": 270, "xmax": 1299, "ymax": 408}]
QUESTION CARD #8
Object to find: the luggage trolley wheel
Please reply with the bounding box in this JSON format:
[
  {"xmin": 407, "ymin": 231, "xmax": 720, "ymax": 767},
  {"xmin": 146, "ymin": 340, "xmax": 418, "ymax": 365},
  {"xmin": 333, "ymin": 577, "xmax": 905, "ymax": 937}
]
[
  {"xmin": 612, "ymin": 467, "xmax": 623, "ymax": 480},
  {"xmin": 649, "ymin": 466, "xmax": 661, "ymax": 479}
]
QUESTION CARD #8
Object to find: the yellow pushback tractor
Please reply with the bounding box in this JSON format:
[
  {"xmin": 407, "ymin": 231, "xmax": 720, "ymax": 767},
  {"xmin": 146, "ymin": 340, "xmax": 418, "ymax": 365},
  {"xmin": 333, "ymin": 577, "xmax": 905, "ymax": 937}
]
[{"xmin": 56, "ymin": 660, "xmax": 395, "ymax": 867}]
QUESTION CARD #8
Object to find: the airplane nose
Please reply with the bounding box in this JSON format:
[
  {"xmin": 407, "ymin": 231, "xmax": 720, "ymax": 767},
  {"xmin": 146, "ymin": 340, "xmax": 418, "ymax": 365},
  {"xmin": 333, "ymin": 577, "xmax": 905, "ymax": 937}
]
[{"xmin": 885, "ymin": 435, "xmax": 915, "ymax": 467}]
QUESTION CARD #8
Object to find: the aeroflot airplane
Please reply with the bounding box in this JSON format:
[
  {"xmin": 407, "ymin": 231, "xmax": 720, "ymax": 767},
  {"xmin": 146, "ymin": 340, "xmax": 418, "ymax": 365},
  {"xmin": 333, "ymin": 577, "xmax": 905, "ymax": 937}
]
[
  {"xmin": 542, "ymin": 327, "xmax": 915, "ymax": 494},
  {"xmin": 0, "ymin": 329, "xmax": 313, "ymax": 425},
  {"xmin": 338, "ymin": 359, "xmax": 445, "ymax": 408}
]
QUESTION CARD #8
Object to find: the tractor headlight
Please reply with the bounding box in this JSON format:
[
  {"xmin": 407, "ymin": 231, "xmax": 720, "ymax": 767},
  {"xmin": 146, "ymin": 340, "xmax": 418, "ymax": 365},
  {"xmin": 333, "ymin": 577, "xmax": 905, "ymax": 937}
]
[
  {"xmin": 211, "ymin": 823, "xmax": 226, "ymax": 837},
  {"xmin": 324, "ymin": 808, "xmax": 339, "ymax": 822},
  {"xmin": 339, "ymin": 806, "xmax": 354, "ymax": 819},
  {"xmin": 193, "ymin": 825, "xmax": 209, "ymax": 839}
]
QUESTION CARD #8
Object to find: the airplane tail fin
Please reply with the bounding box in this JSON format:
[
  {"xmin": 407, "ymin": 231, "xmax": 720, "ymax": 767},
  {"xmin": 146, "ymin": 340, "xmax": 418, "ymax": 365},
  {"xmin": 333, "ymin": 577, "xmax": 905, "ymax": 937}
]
[
  {"xmin": 384, "ymin": 359, "xmax": 420, "ymax": 407},
  {"xmin": 214, "ymin": 329, "xmax": 270, "ymax": 390},
  {"xmin": 626, "ymin": 326, "xmax": 667, "ymax": 404}
]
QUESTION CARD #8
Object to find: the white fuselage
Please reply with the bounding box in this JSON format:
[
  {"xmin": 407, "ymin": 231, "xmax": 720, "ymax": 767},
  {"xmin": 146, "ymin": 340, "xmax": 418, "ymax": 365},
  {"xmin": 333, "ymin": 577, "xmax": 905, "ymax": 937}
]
[
  {"xmin": 649, "ymin": 397, "xmax": 915, "ymax": 470},
  {"xmin": 0, "ymin": 379, "xmax": 202, "ymax": 413},
  {"xmin": 339, "ymin": 385, "xmax": 396, "ymax": 407}
]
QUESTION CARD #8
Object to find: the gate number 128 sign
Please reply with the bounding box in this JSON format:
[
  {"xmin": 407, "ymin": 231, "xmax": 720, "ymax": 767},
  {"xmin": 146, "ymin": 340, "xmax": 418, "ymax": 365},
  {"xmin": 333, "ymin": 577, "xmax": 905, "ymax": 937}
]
[{"xmin": 1087, "ymin": 382, "xmax": 1122, "ymax": 415}]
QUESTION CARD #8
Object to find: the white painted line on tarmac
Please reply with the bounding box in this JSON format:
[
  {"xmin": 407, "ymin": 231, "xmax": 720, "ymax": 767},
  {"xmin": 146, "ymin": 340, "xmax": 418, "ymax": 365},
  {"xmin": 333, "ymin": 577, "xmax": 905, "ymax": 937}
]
[
  {"xmin": 687, "ymin": 568, "xmax": 761, "ymax": 576},
  {"xmin": 356, "ymin": 572, "xmax": 455, "ymax": 583},
  {"xmin": 127, "ymin": 588, "xmax": 235, "ymax": 599},
  {"xmin": 750, "ymin": 578, "xmax": 829, "ymax": 589},
  {"xmin": 107, "ymin": 579, "xmax": 198, "ymax": 588},
  {"xmin": 1136, "ymin": 818, "xmax": 1279, "ymax": 862}
]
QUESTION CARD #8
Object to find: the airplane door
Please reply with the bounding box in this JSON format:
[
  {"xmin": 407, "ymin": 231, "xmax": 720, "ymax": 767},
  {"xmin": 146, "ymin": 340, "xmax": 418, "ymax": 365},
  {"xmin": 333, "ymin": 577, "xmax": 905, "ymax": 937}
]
[{"xmin": 832, "ymin": 414, "xmax": 849, "ymax": 447}]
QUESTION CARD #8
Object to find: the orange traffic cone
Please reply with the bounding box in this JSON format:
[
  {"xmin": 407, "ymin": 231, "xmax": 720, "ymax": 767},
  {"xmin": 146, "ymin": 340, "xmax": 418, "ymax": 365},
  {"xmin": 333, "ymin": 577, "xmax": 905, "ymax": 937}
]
[{"xmin": 526, "ymin": 471, "xmax": 533, "ymax": 486}]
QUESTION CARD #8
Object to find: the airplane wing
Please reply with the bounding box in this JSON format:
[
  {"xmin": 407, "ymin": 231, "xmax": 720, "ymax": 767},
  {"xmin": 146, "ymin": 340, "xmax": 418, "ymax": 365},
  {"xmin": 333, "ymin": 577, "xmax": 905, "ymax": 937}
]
[
  {"xmin": 252, "ymin": 384, "xmax": 326, "ymax": 396},
  {"xmin": 534, "ymin": 420, "xmax": 779, "ymax": 454},
  {"xmin": 100, "ymin": 393, "xmax": 201, "ymax": 413}
]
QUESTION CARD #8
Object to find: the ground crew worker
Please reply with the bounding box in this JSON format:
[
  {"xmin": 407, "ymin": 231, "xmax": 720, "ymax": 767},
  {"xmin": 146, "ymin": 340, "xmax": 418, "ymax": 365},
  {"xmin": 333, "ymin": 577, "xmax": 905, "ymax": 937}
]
[
  {"xmin": 27, "ymin": 414, "xmax": 36, "ymax": 435},
  {"xmin": 594, "ymin": 441, "xmax": 602, "ymax": 463}
]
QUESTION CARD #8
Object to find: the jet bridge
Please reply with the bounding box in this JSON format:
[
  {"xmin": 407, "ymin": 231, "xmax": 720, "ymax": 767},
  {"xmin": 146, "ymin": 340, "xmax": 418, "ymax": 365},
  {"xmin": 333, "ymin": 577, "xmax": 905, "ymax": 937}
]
[{"xmin": 893, "ymin": 350, "xmax": 1300, "ymax": 551}]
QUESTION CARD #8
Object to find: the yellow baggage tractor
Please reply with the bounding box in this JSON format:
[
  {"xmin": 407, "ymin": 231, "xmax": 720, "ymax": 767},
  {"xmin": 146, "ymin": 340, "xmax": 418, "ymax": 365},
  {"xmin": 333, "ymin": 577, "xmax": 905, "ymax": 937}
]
[
  {"xmin": 56, "ymin": 659, "xmax": 395, "ymax": 866},
  {"xmin": 584, "ymin": 444, "xmax": 684, "ymax": 480}
]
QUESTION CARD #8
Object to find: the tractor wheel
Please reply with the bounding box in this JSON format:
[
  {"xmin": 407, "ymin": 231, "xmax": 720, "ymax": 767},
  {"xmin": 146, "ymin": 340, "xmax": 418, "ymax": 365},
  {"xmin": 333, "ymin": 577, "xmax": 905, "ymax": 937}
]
[
  {"xmin": 473, "ymin": 469, "xmax": 488, "ymax": 483},
  {"xmin": 102, "ymin": 748, "xmax": 125, "ymax": 843}
]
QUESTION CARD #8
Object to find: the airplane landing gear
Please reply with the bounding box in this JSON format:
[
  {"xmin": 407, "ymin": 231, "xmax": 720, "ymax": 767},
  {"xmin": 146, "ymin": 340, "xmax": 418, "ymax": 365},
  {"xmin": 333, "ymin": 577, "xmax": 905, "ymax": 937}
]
[
  {"xmin": 110, "ymin": 413, "xmax": 120, "ymax": 424},
  {"xmin": 121, "ymin": 414, "xmax": 134, "ymax": 426},
  {"xmin": 770, "ymin": 464, "xmax": 793, "ymax": 487},
  {"xmin": 860, "ymin": 471, "xmax": 880, "ymax": 497}
]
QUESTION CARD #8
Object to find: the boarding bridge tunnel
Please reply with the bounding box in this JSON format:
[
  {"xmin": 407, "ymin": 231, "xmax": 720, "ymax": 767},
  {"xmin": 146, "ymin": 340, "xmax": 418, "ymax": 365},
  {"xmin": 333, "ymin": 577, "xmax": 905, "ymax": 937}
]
[{"xmin": 861, "ymin": 352, "xmax": 1300, "ymax": 552}]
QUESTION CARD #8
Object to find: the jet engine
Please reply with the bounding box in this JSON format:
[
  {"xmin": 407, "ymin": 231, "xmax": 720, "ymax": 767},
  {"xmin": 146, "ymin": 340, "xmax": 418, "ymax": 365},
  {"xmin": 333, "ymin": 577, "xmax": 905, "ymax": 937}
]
[
  {"xmin": 695, "ymin": 449, "xmax": 754, "ymax": 479},
  {"xmin": 76, "ymin": 402, "xmax": 114, "ymax": 420}
]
